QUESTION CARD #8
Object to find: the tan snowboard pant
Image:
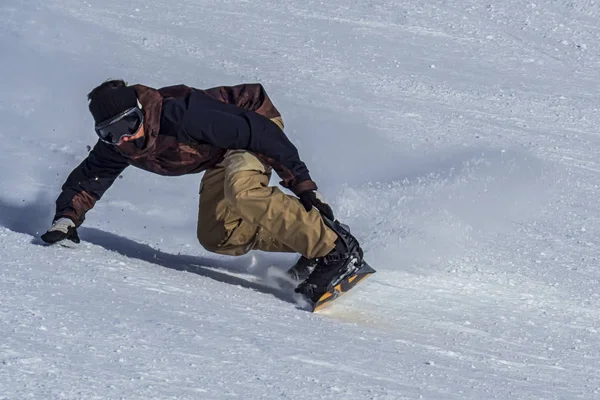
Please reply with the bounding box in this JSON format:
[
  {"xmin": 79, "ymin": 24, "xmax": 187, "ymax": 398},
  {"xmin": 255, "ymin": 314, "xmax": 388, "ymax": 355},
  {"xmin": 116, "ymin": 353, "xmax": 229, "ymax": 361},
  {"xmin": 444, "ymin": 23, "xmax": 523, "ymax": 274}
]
[{"xmin": 197, "ymin": 124, "xmax": 337, "ymax": 259}]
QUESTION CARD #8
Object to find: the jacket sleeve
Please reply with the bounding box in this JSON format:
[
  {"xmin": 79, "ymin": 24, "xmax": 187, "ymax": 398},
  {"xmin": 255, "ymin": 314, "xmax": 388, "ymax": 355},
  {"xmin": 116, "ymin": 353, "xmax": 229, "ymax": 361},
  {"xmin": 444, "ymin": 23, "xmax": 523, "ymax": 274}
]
[
  {"xmin": 54, "ymin": 141, "xmax": 129, "ymax": 226},
  {"xmin": 182, "ymin": 91, "xmax": 317, "ymax": 194}
]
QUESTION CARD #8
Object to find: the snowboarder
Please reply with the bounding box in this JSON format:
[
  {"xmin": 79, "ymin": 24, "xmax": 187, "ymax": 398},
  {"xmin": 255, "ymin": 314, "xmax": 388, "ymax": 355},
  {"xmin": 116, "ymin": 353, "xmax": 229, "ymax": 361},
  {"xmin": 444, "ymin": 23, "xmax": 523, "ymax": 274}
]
[{"xmin": 41, "ymin": 80, "xmax": 364, "ymax": 303}]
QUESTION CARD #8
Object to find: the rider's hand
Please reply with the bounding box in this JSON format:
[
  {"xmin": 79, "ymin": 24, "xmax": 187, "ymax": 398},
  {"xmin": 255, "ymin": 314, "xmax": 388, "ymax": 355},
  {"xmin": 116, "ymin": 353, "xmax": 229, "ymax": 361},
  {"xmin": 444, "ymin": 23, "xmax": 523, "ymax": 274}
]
[
  {"xmin": 298, "ymin": 190, "xmax": 334, "ymax": 221},
  {"xmin": 41, "ymin": 218, "xmax": 80, "ymax": 244}
]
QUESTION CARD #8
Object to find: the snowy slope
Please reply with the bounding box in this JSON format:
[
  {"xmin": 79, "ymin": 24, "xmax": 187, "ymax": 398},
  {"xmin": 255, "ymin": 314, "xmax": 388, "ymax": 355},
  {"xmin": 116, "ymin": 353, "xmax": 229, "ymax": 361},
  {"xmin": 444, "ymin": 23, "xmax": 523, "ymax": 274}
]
[{"xmin": 1, "ymin": 0, "xmax": 600, "ymax": 398}]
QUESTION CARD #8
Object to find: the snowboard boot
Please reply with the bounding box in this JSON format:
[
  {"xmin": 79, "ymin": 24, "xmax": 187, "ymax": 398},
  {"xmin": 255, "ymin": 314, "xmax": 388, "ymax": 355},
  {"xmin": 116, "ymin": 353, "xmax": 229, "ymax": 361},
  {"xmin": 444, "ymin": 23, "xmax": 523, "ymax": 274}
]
[
  {"xmin": 286, "ymin": 256, "xmax": 318, "ymax": 283},
  {"xmin": 295, "ymin": 221, "xmax": 364, "ymax": 303}
]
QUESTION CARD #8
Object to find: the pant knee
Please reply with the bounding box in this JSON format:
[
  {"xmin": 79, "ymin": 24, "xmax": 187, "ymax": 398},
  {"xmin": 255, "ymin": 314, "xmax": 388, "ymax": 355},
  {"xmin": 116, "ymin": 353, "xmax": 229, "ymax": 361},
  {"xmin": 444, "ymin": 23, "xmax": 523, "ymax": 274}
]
[
  {"xmin": 197, "ymin": 227, "xmax": 255, "ymax": 256},
  {"xmin": 197, "ymin": 228, "xmax": 221, "ymax": 253}
]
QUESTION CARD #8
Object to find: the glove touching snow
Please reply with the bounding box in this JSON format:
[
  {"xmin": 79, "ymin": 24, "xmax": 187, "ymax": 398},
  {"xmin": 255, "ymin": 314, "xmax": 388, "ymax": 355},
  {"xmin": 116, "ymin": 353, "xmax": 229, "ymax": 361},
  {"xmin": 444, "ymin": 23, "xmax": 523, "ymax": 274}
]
[{"xmin": 41, "ymin": 218, "xmax": 80, "ymax": 244}]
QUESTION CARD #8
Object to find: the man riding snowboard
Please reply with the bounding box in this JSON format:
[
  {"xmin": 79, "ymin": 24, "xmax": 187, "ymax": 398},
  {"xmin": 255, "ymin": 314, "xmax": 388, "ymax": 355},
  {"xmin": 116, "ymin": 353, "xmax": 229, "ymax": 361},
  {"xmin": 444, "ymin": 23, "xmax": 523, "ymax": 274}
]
[{"xmin": 41, "ymin": 80, "xmax": 362, "ymax": 303}]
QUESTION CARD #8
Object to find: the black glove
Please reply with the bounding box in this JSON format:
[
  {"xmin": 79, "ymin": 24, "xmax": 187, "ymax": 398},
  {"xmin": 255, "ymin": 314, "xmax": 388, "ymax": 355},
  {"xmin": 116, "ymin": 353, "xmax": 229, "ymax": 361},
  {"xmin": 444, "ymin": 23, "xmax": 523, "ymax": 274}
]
[
  {"xmin": 41, "ymin": 218, "xmax": 80, "ymax": 244},
  {"xmin": 298, "ymin": 190, "xmax": 334, "ymax": 221}
]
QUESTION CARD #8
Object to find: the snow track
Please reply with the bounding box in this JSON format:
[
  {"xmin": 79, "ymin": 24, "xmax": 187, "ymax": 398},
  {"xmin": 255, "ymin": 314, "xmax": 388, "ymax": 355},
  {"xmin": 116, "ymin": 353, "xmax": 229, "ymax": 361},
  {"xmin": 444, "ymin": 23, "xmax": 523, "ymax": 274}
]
[{"xmin": 2, "ymin": 0, "xmax": 600, "ymax": 398}]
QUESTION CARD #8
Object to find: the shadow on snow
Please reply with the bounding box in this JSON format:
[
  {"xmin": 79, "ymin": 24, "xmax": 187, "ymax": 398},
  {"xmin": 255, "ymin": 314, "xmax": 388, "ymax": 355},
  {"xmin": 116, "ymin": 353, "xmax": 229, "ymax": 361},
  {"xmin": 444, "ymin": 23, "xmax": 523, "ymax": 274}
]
[{"xmin": 0, "ymin": 195, "xmax": 301, "ymax": 307}]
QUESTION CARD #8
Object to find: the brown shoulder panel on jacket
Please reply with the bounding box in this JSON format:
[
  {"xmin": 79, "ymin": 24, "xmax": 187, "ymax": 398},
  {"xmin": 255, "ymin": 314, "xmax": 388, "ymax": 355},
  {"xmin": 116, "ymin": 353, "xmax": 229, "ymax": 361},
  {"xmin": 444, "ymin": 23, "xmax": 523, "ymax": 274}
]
[
  {"xmin": 202, "ymin": 83, "xmax": 281, "ymax": 119},
  {"xmin": 157, "ymin": 85, "xmax": 193, "ymax": 99}
]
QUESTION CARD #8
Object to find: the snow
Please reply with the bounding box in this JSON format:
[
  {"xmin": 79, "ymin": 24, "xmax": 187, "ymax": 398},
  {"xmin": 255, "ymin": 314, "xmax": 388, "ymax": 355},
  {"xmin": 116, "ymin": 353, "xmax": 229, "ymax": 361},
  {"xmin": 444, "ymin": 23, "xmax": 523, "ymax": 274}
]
[{"xmin": 1, "ymin": 0, "xmax": 600, "ymax": 398}]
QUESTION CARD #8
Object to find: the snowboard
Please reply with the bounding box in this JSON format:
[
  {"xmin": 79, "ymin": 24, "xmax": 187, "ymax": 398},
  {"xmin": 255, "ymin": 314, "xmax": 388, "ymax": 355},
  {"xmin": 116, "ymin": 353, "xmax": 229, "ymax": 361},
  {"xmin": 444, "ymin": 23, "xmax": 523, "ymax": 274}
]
[{"xmin": 311, "ymin": 260, "xmax": 376, "ymax": 312}]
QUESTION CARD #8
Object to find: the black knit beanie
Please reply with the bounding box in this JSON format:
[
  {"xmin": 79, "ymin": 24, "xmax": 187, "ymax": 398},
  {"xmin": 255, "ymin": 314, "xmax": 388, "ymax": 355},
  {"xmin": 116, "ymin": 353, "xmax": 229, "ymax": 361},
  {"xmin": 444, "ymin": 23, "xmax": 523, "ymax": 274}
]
[{"xmin": 89, "ymin": 85, "xmax": 138, "ymax": 125}]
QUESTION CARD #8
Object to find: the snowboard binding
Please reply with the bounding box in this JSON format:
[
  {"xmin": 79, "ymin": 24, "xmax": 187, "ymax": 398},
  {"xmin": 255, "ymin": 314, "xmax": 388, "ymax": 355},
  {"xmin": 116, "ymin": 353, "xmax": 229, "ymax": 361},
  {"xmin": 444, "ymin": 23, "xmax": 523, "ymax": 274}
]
[{"xmin": 291, "ymin": 216, "xmax": 376, "ymax": 312}]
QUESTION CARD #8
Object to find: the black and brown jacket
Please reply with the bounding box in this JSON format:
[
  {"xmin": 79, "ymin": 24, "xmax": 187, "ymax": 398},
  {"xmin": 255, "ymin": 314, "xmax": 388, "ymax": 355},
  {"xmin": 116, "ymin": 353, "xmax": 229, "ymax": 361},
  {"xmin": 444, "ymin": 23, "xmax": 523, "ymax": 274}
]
[{"xmin": 54, "ymin": 83, "xmax": 317, "ymax": 226}]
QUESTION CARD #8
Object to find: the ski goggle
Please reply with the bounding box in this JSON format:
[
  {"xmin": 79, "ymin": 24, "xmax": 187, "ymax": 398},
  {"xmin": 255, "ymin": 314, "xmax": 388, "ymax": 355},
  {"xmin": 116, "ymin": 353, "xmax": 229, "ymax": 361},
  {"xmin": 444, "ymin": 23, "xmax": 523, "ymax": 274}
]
[{"xmin": 94, "ymin": 103, "xmax": 144, "ymax": 145}]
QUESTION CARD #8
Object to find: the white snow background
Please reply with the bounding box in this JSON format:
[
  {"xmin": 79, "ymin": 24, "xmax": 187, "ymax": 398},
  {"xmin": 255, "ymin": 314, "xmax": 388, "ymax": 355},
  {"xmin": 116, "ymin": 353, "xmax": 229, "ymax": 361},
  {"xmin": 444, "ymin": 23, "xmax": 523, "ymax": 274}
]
[{"xmin": 1, "ymin": 0, "xmax": 600, "ymax": 399}]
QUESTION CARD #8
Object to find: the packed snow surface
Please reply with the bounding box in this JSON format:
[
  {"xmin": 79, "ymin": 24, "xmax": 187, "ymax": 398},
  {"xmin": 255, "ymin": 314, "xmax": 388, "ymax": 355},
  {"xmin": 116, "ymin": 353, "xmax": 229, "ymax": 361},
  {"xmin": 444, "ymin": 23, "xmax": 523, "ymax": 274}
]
[{"xmin": 1, "ymin": 0, "xmax": 600, "ymax": 398}]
